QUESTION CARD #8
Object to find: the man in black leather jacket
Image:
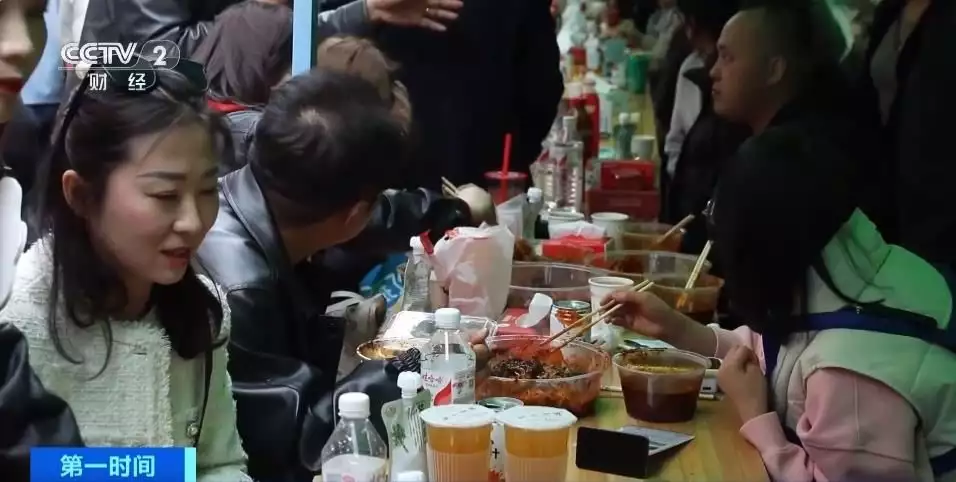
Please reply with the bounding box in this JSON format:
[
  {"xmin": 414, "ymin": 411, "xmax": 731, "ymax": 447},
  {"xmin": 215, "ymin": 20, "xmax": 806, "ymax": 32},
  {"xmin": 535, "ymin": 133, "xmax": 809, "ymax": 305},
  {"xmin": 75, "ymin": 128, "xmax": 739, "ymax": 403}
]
[
  {"xmin": 0, "ymin": 324, "xmax": 85, "ymax": 480},
  {"xmin": 196, "ymin": 70, "xmax": 483, "ymax": 481},
  {"xmin": 80, "ymin": 0, "xmax": 465, "ymax": 59}
]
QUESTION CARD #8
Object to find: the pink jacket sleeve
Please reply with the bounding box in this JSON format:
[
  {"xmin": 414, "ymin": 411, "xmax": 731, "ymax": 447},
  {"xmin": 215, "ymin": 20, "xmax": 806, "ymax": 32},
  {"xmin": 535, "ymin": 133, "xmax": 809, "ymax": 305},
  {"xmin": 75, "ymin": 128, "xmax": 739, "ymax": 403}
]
[{"xmin": 707, "ymin": 326, "xmax": 919, "ymax": 481}]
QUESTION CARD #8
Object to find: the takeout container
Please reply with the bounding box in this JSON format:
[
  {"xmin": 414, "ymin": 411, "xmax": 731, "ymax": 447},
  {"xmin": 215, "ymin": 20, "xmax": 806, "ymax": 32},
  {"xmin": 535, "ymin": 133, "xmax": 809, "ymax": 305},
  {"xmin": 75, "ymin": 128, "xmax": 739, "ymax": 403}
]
[
  {"xmin": 646, "ymin": 273, "xmax": 724, "ymax": 324},
  {"xmin": 356, "ymin": 337, "xmax": 429, "ymax": 361},
  {"xmin": 477, "ymin": 335, "xmax": 610, "ymax": 417},
  {"xmin": 584, "ymin": 250, "xmax": 710, "ymax": 283},
  {"xmin": 507, "ymin": 262, "xmax": 609, "ymax": 309},
  {"xmin": 620, "ymin": 222, "xmax": 683, "ymax": 252},
  {"xmin": 613, "ymin": 349, "xmax": 709, "ymax": 423},
  {"xmin": 378, "ymin": 310, "xmax": 496, "ymax": 339}
]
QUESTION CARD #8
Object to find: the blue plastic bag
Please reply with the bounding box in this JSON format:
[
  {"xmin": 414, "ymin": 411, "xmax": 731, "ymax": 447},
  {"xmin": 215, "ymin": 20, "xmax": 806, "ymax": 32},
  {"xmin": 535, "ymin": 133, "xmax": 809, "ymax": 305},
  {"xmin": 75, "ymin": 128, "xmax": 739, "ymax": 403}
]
[{"xmin": 358, "ymin": 253, "xmax": 407, "ymax": 309}]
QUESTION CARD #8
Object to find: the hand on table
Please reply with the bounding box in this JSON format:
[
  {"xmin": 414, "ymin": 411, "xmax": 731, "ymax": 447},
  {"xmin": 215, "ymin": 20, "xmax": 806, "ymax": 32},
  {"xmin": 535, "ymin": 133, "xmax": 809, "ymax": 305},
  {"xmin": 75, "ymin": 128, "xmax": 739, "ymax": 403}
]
[
  {"xmin": 366, "ymin": 0, "xmax": 463, "ymax": 32},
  {"xmin": 717, "ymin": 345, "xmax": 770, "ymax": 423},
  {"xmin": 468, "ymin": 328, "xmax": 492, "ymax": 382}
]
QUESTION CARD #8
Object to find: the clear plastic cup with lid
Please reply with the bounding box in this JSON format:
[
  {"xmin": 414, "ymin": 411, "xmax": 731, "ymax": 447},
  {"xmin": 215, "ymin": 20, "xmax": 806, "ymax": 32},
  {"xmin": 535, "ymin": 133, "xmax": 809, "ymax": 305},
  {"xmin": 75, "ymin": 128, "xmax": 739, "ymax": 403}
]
[
  {"xmin": 419, "ymin": 404, "xmax": 496, "ymax": 482},
  {"xmin": 496, "ymin": 406, "xmax": 578, "ymax": 482}
]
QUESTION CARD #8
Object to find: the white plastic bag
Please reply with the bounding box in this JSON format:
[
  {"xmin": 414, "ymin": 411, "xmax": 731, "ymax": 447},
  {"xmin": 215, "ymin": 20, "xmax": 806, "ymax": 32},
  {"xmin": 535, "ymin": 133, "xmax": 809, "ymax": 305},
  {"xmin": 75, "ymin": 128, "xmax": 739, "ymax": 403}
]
[
  {"xmin": 428, "ymin": 224, "xmax": 514, "ymax": 319},
  {"xmin": 548, "ymin": 220, "xmax": 606, "ymax": 240}
]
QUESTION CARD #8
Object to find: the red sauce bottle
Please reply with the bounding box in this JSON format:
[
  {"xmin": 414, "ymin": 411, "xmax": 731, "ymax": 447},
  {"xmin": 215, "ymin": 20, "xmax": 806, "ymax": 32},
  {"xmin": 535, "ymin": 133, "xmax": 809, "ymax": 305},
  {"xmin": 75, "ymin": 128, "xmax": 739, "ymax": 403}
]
[
  {"xmin": 566, "ymin": 82, "xmax": 595, "ymax": 164},
  {"xmin": 582, "ymin": 79, "xmax": 601, "ymax": 160}
]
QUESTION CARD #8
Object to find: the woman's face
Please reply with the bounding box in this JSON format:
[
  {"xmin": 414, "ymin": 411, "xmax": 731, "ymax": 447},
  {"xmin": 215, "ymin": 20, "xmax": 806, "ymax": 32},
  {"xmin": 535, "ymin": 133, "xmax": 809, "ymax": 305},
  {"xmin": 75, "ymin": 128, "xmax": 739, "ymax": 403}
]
[
  {"xmin": 68, "ymin": 125, "xmax": 220, "ymax": 290},
  {"xmin": 0, "ymin": 0, "xmax": 44, "ymax": 124}
]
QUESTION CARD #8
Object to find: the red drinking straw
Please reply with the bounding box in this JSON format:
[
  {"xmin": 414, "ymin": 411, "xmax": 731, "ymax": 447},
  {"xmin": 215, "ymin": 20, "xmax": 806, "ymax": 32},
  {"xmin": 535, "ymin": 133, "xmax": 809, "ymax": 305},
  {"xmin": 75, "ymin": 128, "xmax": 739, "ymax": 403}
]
[{"xmin": 500, "ymin": 133, "xmax": 512, "ymax": 196}]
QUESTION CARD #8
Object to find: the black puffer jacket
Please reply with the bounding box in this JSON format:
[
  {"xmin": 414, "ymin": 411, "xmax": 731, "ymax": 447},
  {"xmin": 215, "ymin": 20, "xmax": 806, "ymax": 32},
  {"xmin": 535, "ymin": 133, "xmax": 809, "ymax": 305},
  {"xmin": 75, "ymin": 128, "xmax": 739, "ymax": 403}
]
[{"xmin": 0, "ymin": 324, "xmax": 84, "ymax": 480}]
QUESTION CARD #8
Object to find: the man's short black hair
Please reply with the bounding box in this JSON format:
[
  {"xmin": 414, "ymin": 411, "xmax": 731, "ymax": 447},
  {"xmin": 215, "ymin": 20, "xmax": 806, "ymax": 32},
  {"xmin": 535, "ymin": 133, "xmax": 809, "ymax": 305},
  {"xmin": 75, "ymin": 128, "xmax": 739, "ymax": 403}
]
[
  {"xmin": 251, "ymin": 69, "xmax": 408, "ymax": 226},
  {"xmin": 739, "ymin": 1, "xmax": 846, "ymax": 85},
  {"xmin": 676, "ymin": 0, "xmax": 739, "ymax": 39}
]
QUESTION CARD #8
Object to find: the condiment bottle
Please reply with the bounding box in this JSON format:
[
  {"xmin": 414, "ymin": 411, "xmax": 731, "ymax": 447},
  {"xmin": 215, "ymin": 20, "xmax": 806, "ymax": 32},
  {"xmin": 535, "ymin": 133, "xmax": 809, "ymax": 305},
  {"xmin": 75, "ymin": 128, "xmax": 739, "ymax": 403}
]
[
  {"xmin": 582, "ymin": 80, "xmax": 601, "ymax": 160},
  {"xmin": 567, "ymin": 82, "xmax": 595, "ymax": 164}
]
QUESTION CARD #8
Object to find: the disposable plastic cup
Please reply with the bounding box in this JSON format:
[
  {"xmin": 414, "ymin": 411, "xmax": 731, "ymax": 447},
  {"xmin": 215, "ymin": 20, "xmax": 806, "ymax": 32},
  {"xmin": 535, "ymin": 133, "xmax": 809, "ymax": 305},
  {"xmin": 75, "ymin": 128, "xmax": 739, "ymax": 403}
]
[
  {"xmin": 420, "ymin": 404, "xmax": 496, "ymax": 482},
  {"xmin": 497, "ymin": 406, "xmax": 578, "ymax": 482}
]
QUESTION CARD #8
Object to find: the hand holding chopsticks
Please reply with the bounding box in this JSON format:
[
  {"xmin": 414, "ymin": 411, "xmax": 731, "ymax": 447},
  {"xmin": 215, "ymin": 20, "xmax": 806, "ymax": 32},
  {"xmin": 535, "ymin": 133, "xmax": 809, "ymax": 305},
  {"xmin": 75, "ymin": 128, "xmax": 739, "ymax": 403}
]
[{"xmin": 543, "ymin": 279, "xmax": 655, "ymax": 351}]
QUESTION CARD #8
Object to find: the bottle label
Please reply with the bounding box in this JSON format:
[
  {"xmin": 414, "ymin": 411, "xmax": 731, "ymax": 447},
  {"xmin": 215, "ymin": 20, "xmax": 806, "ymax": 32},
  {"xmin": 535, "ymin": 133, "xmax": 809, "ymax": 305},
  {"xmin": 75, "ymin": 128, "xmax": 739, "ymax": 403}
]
[
  {"xmin": 323, "ymin": 471, "xmax": 387, "ymax": 482},
  {"xmin": 323, "ymin": 456, "xmax": 388, "ymax": 482},
  {"xmin": 421, "ymin": 366, "xmax": 475, "ymax": 405}
]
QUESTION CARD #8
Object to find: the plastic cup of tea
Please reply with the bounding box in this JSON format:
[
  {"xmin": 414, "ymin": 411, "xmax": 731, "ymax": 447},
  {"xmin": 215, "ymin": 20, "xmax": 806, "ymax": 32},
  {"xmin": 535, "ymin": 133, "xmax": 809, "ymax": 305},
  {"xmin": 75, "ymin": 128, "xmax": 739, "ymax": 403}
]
[
  {"xmin": 613, "ymin": 349, "xmax": 709, "ymax": 423},
  {"xmin": 496, "ymin": 406, "xmax": 578, "ymax": 482},
  {"xmin": 419, "ymin": 404, "xmax": 496, "ymax": 482},
  {"xmin": 485, "ymin": 171, "xmax": 528, "ymax": 205},
  {"xmin": 631, "ymin": 135, "xmax": 656, "ymax": 160},
  {"xmin": 589, "ymin": 212, "xmax": 629, "ymax": 249}
]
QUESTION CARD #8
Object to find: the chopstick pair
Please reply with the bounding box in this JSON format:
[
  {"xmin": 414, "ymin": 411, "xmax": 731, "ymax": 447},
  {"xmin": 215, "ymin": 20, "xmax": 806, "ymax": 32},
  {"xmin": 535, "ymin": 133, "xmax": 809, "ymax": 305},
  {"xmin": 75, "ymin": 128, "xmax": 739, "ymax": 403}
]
[
  {"xmin": 543, "ymin": 279, "xmax": 655, "ymax": 351},
  {"xmin": 441, "ymin": 177, "xmax": 459, "ymax": 197},
  {"xmin": 652, "ymin": 214, "xmax": 695, "ymax": 247},
  {"xmin": 675, "ymin": 240, "xmax": 712, "ymax": 311}
]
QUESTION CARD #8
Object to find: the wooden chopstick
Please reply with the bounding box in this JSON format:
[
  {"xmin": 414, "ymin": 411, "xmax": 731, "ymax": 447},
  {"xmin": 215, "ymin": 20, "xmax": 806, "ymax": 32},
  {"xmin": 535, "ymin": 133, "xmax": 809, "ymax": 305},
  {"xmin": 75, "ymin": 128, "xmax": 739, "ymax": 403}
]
[
  {"xmin": 652, "ymin": 214, "xmax": 695, "ymax": 247},
  {"xmin": 552, "ymin": 282, "xmax": 655, "ymax": 351},
  {"xmin": 549, "ymin": 281, "xmax": 655, "ymax": 352},
  {"xmin": 539, "ymin": 279, "xmax": 653, "ymax": 346},
  {"xmin": 441, "ymin": 177, "xmax": 459, "ymax": 196},
  {"xmin": 676, "ymin": 240, "xmax": 713, "ymax": 311}
]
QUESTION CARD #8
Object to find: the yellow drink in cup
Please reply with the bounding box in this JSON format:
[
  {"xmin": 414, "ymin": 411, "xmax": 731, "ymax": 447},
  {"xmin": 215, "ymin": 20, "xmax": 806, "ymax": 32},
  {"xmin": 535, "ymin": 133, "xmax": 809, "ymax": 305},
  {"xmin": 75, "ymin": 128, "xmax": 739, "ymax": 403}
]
[
  {"xmin": 419, "ymin": 404, "xmax": 496, "ymax": 482},
  {"xmin": 496, "ymin": 406, "xmax": 578, "ymax": 482}
]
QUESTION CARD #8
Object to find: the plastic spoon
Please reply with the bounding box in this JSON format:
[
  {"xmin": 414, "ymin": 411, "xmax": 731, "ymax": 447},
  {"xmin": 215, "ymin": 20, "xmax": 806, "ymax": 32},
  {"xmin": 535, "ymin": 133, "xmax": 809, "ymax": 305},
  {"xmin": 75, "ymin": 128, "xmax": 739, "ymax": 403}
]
[{"xmin": 519, "ymin": 293, "xmax": 554, "ymax": 328}]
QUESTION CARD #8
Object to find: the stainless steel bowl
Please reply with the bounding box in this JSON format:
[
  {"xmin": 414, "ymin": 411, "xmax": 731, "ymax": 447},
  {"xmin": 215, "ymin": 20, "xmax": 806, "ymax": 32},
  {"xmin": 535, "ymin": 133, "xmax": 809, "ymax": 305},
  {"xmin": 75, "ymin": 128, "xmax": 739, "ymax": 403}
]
[{"xmin": 355, "ymin": 337, "xmax": 429, "ymax": 361}]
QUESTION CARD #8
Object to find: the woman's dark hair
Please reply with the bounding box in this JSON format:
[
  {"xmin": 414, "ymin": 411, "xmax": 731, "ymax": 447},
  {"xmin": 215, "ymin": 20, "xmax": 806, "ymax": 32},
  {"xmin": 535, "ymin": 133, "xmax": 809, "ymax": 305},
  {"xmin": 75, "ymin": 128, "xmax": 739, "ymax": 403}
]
[
  {"xmin": 251, "ymin": 70, "xmax": 408, "ymax": 227},
  {"xmin": 676, "ymin": 0, "xmax": 738, "ymax": 39},
  {"xmin": 38, "ymin": 66, "xmax": 231, "ymax": 372},
  {"xmin": 191, "ymin": 1, "xmax": 293, "ymax": 106},
  {"xmin": 711, "ymin": 125, "xmax": 861, "ymax": 339}
]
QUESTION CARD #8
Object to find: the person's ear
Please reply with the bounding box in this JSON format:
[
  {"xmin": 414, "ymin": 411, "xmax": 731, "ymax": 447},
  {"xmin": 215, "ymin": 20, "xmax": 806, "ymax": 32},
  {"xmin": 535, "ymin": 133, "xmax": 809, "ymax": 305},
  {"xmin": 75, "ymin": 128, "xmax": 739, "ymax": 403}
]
[
  {"xmin": 767, "ymin": 56, "xmax": 786, "ymax": 87},
  {"xmin": 61, "ymin": 170, "xmax": 91, "ymax": 217}
]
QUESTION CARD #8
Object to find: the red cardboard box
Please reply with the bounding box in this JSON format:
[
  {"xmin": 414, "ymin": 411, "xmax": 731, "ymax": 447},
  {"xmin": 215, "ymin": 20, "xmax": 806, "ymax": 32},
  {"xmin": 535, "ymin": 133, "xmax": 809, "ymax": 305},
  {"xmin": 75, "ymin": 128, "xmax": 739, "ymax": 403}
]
[
  {"xmin": 599, "ymin": 160, "xmax": 656, "ymax": 191},
  {"xmin": 496, "ymin": 308, "xmax": 537, "ymax": 336},
  {"xmin": 586, "ymin": 188, "xmax": 659, "ymax": 221},
  {"xmin": 541, "ymin": 235, "xmax": 609, "ymax": 265}
]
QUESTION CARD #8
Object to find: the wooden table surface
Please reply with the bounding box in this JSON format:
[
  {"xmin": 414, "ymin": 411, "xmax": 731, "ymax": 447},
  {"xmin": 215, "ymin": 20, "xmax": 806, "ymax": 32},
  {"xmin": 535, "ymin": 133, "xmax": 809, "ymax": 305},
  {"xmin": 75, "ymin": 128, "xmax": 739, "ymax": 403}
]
[{"xmin": 568, "ymin": 369, "xmax": 768, "ymax": 481}]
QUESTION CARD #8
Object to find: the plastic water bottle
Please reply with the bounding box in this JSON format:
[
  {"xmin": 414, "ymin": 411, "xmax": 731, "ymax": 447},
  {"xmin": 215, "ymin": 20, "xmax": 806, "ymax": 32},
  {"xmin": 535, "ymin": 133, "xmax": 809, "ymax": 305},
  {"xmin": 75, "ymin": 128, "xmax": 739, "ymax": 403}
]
[
  {"xmin": 401, "ymin": 236, "xmax": 431, "ymax": 312},
  {"xmin": 320, "ymin": 393, "xmax": 389, "ymax": 482},
  {"xmin": 420, "ymin": 308, "xmax": 477, "ymax": 405}
]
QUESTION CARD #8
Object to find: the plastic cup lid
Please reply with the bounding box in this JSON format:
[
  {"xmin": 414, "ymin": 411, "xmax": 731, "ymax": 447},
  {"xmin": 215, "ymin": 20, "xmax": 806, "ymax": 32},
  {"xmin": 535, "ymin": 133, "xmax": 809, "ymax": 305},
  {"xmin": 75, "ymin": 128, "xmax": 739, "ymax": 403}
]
[
  {"xmin": 496, "ymin": 406, "xmax": 577, "ymax": 430},
  {"xmin": 419, "ymin": 404, "xmax": 496, "ymax": 428}
]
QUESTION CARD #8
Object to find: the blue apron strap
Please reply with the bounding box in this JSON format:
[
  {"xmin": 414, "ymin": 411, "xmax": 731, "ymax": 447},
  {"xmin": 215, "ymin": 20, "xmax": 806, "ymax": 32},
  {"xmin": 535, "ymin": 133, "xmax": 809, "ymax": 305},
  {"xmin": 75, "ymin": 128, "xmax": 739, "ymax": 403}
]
[{"xmin": 932, "ymin": 447, "xmax": 956, "ymax": 477}]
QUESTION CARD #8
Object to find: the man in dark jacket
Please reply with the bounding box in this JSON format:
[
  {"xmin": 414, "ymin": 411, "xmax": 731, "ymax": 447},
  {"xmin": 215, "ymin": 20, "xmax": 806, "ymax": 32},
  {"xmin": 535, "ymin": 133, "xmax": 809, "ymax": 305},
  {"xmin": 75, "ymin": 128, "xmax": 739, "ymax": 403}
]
[
  {"xmin": 663, "ymin": 0, "xmax": 748, "ymax": 254},
  {"xmin": 196, "ymin": 70, "xmax": 487, "ymax": 482},
  {"xmin": 366, "ymin": 0, "xmax": 563, "ymax": 187},
  {"xmin": 80, "ymin": 0, "xmax": 464, "ymax": 58},
  {"xmin": 0, "ymin": 324, "xmax": 85, "ymax": 481}
]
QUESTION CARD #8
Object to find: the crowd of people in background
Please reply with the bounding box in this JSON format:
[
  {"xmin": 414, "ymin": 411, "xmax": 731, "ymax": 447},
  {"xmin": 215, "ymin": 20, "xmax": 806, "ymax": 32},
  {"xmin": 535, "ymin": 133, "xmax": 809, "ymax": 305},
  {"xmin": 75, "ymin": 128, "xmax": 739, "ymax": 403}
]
[{"xmin": 1, "ymin": 0, "xmax": 956, "ymax": 481}]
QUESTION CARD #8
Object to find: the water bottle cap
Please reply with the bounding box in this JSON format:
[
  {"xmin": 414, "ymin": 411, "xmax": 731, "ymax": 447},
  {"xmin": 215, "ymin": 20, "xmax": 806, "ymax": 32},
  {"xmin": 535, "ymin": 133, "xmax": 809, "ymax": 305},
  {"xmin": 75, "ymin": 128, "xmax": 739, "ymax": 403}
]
[
  {"xmin": 629, "ymin": 112, "xmax": 641, "ymax": 124},
  {"xmin": 409, "ymin": 236, "xmax": 425, "ymax": 251},
  {"xmin": 338, "ymin": 392, "xmax": 370, "ymax": 419},
  {"xmin": 397, "ymin": 371, "xmax": 422, "ymax": 397},
  {"xmin": 527, "ymin": 187, "xmax": 543, "ymax": 202},
  {"xmin": 618, "ymin": 113, "xmax": 630, "ymax": 124},
  {"xmin": 434, "ymin": 307, "xmax": 461, "ymax": 330},
  {"xmin": 396, "ymin": 471, "xmax": 426, "ymax": 482}
]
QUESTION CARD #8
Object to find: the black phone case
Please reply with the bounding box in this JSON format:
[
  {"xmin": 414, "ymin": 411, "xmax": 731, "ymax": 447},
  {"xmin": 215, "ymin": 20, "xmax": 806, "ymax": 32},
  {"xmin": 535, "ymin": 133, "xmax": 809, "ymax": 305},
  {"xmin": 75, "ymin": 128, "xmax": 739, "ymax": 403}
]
[{"xmin": 575, "ymin": 426, "xmax": 650, "ymax": 479}]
